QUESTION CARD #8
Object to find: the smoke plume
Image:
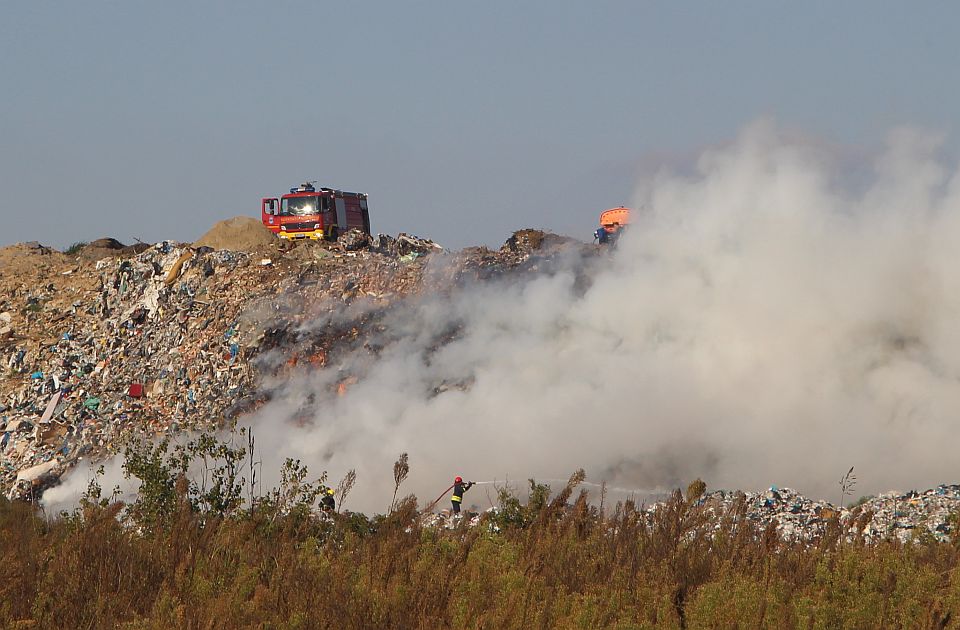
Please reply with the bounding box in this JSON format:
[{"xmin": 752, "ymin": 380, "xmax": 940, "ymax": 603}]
[
  {"xmin": 239, "ymin": 121, "xmax": 960, "ymax": 513},
  {"xmin": 44, "ymin": 121, "xmax": 960, "ymax": 514}
]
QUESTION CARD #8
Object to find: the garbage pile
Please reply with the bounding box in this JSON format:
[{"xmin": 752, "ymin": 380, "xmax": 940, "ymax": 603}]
[
  {"xmin": 440, "ymin": 229, "xmax": 593, "ymax": 284},
  {"xmin": 501, "ymin": 228, "xmax": 576, "ymax": 255},
  {"xmin": 0, "ymin": 241, "xmax": 268, "ymax": 498},
  {"xmin": 414, "ymin": 483, "xmax": 960, "ymax": 544},
  {"xmin": 0, "ymin": 225, "xmax": 578, "ymax": 500},
  {"xmin": 855, "ymin": 485, "xmax": 960, "ymax": 543},
  {"xmin": 419, "ymin": 508, "xmax": 492, "ymax": 531},
  {"xmin": 6, "ymin": 222, "xmax": 960, "ymax": 546},
  {"xmin": 689, "ymin": 485, "xmax": 960, "ymax": 544}
]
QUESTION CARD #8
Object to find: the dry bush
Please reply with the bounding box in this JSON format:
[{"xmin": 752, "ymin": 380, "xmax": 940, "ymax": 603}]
[{"xmin": 2, "ymin": 466, "xmax": 960, "ymax": 627}]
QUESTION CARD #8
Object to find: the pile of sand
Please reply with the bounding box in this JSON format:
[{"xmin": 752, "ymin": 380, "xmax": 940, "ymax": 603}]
[{"xmin": 194, "ymin": 216, "xmax": 278, "ymax": 252}]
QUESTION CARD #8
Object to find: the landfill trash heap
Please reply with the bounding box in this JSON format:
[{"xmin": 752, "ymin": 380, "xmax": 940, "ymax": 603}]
[
  {"xmin": 660, "ymin": 484, "xmax": 960, "ymax": 543},
  {"xmin": 6, "ymin": 226, "xmax": 960, "ymax": 545},
  {"xmin": 646, "ymin": 484, "xmax": 960, "ymax": 543},
  {"xmin": 0, "ymin": 226, "xmax": 585, "ymax": 500},
  {"xmin": 417, "ymin": 484, "xmax": 960, "ymax": 544},
  {"xmin": 658, "ymin": 484, "xmax": 960, "ymax": 544}
]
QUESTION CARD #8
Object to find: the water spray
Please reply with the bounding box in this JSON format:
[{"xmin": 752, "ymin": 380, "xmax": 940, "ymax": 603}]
[{"xmin": 536, "ymin": 478, "xmax": 669, "ymax": 496}]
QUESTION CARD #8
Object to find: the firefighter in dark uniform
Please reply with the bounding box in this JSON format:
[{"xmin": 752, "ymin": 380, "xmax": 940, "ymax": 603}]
[
  {"xmin": 321, "ymin": 488, "xmax": 336, "ymax": 512},
  {"xmin": 451, "ymin": 476, "xmax": 473, "ymax": 514}
]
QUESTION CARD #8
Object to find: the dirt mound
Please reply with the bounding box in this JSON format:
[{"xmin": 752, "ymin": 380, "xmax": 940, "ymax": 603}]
[
  {"xmin": 194, "ymin": 216, "xmax": 278, "ymax": 252},
  {"xmin": 76, "ymin": 237, "xmax": 151, "ymax": 261},
  {"xmin": 87, "ymin": 237, "xmax": 125, "ymax": 250},
  {"xmin": 0, "ymin": 242, "xmax": 70, "ymax": 277},
  {"xmin": 0, "ymin": 243, "xmax": 76, "ymax": 341},
  {"xmin": 501, "ymin": 229, "xmax": 578, "ymax": 254},
  {"xmin": 280, "ymin": 239, "xmax": 337, "ymax": 264}
]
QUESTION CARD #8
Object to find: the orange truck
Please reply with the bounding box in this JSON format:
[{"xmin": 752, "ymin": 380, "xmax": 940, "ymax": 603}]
[
  {"xmin": 595, "ymin": 206, "xmax": 632, "ymax": 245},
  {"xmin": 261, "ymin": 181, "xmax": 371, "ymax": 241}
]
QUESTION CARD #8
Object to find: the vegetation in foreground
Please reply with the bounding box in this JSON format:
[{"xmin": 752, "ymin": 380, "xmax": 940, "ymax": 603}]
[{"xmin": 1, "ymin": 434, "xmax": 959, "ymax": 629}]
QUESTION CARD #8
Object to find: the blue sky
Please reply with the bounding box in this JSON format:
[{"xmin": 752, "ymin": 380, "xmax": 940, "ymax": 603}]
[{"xmin": 1, "ymin": 2, "xmax": 956, "ymax": 249}]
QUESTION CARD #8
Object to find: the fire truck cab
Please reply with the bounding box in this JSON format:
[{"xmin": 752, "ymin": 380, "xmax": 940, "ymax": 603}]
[{"xmin": 261, "ymin": 182, "xmax": 371, "ymax": 241}]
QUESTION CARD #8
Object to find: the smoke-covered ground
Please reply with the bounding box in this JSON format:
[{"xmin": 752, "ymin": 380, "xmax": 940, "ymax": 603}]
[{"xmin": 232, "ymin": 121, "xmax": 960, "ymax": 514}]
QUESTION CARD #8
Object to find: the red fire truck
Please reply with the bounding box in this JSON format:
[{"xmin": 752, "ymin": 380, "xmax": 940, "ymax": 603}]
[{"xmin": 261, "ymin": 181, "xmax": 371, "ymax": 240}]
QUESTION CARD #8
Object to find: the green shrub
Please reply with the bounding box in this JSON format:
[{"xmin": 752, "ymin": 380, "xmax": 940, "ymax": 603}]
[{"xmin": 64, "ymin": 241, "xmax": 88, "ymax": 255}]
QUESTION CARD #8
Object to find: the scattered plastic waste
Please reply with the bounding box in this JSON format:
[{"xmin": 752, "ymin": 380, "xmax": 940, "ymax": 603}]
[{"xmin": 0, "ymin": 231, "xmax": 466, "ymax": 499}]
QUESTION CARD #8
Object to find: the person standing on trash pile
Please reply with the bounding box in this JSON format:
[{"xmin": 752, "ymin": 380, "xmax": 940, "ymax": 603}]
[
  {"xmin": 451, "ymin": 476, "xmax": 474, "ymax": 514},
  {"xmin": 321, "ymin": 488, "xmax": 335, "ymax": 512}
]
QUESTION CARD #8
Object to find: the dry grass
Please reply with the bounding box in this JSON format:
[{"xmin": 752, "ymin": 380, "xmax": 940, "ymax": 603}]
[{"xmin": 1, "ymin": 475, "xmax": 959, "ymax": 628}]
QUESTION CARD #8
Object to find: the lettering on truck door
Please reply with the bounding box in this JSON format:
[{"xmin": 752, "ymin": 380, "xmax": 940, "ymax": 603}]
[{"xmin": 335, "ymin": 198, "xmax": 347, "ymax": 232}]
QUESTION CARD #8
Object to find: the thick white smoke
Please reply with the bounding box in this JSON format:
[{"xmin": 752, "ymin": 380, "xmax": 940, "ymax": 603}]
[{"xmin": 241, "ymin": 121, "xmax": 960, "ymax": 513}]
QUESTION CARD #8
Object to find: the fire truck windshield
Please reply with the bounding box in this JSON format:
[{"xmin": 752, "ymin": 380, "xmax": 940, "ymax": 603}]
[{"xmin": 281, "ymin": 197, "xmax": 318, "ymax": 216}]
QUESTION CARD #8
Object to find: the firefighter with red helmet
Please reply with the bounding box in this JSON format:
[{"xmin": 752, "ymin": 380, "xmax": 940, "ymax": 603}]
[{"xmin": 451, "ymin": 476, "xmax": 474, "ymax": 514}]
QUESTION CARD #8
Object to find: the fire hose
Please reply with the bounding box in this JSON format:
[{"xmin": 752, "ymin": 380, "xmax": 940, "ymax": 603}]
[{"xmin": 424, "ymin": 481, "xmax": 497, "ymax": 512}]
